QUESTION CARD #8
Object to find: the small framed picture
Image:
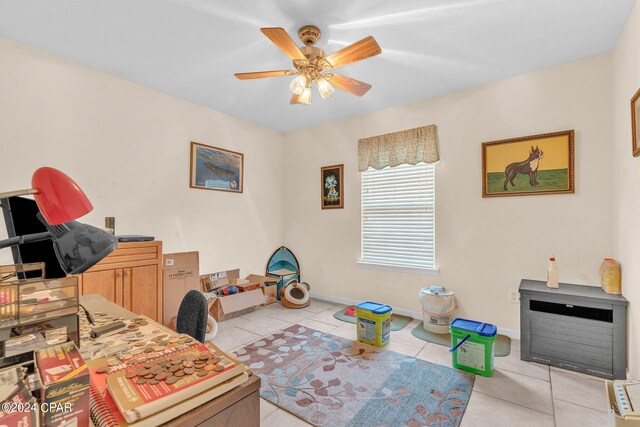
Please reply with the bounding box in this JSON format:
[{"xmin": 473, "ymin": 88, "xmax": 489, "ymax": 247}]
[
  {"xmin": 482, "ymin": 130, "xmax": 574, "ymax": 197},
  {"xmin": 190, "ymin": 141, "xmax": 243, "ymax": 193},
  {"xmin": 631, "ymin": 88, "xmax": 640, "ymax": 157},
  {"xmin": 321, "ymin": 164, "xmax": 344, "ymax": 209}
]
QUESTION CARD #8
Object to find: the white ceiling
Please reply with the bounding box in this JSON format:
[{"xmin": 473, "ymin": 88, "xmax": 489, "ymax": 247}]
[{"xmin": 0, "ymin": 0, "xmax": 635, "ymax": 132}]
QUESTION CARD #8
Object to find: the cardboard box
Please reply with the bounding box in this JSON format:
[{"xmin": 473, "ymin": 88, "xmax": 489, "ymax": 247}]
[
  {"xmin": 201, "ymin": 269, "xmax": 240, "ymax": 292},
  {"xmin": 0, "ymin": 380, "xmax": 39, "ymax": 427},
  {"xmin": 35, "ymin": 341, "xmax": 90, "ymax": 427},
  {"xmin": 236, "ymin": 281, "xmax": 261, "ymax": 292},
  {"xmin": 606, "ymin": 380, "xmax": 640, "ymax": 426},
  {"xmin": 246, "ymin": 274, "xmax": 279, "ymax": 305},
  {"xmin": 208, "ymin": 288, "xmax": 265, "ymax": 321},
  {"xmin": 163, "ymin": 252, "xmax": 200, "ymax": 325},
  {"xmin": 262, "ymin": 285, "xmax": 277, "ymax": 305}
]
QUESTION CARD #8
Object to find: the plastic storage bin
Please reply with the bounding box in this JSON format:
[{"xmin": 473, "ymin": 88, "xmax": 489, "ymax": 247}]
[
  {"xmin": 449, "ymin": 318, "xmax": 497, "ymax": 377},
  {"xmin": 419, "ymin": 286, "xmax": 457, "ymax": 334},
  {"xmin": 355, "ymin": 302, "xmax": 392, "ymax": 347}
]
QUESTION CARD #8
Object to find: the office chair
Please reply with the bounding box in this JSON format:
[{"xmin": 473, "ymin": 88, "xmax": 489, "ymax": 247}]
[{"xmin": 176, "ymin": 290, "xmax": 215, "ymax": 343}]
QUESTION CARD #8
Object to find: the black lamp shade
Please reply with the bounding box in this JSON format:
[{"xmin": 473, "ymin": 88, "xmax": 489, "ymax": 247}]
[{"xmin": 38, "ymin": 214, "xmax": 118, "ymax": 275}]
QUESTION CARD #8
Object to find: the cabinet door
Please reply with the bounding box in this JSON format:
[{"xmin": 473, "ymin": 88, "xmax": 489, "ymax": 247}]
[
  {"xmin": 80, "ymin": 270, "xmax": 123, "ymax": 305},
  {"xmin": 123, "ymin": 265, "xmax": 159, "ymax": 321}
]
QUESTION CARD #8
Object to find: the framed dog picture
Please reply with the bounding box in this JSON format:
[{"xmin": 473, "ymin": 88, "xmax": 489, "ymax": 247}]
[
  {"xmin": 321, "ymin": 164, "xmax": 344, "ymax": 209},
  {"xmin": 482, "ymin": 130, "xmax": 574, "ymax": 197},
  {"xmin": 632, "ymin": 88, "xmax": 640, "ymax": 157},
  {"xmin": 190, "ymin": 141, "xmax": 243, "ymax": 193}
]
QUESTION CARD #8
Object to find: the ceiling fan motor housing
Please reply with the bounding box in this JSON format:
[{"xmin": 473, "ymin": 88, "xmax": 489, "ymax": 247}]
[
  {"xmin": 294, "ymin": 46, "xmax": 327, "ymax": 79},
  {"xmin": 298, "ymin": 25, "xmax": 321, "ymax": 46}
]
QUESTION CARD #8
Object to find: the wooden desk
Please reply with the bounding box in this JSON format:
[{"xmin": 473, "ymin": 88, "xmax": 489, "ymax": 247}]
[{"xmin": 80, "ymin": 295, "xmax": 260, "ymax": 427}]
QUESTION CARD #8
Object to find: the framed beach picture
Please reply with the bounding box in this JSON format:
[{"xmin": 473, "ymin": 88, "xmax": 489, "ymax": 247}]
[
  {"xmin": 190, "ymin": 141, "xmax": 243, "ymax": 193},
  {"xmin": 321, "ymin": 164, "xmax": 344, "ymax": 209},
  {"xmin": 632, "ymin": 88, "xmax": 640, "ymax": 157},
  {"xmin": 482, "ymin": 130, "xmax": 574, "ymax": 197}
]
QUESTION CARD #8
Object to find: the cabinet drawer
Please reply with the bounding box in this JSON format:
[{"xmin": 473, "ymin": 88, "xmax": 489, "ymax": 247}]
[
  {"xmin": 87, "ymin": 242, "xmax": 161, "ymax": 271},
  {"xmin": 96, "ymin": 245, "xmax": 158, "ymax": 264}
]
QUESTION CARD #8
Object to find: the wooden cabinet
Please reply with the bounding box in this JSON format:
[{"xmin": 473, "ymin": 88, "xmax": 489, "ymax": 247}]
[{"xmin": 77, "ymin": 241, "xmax": 163, "ymax": 322}]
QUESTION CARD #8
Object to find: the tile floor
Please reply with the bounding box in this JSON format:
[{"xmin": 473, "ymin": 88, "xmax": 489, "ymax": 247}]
[{"xmin": 212, "ymin": 299, "xmax": 609, "ymax": 427}]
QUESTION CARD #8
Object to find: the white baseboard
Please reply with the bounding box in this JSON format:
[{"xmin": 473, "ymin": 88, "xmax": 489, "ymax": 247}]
[{"xmin": 309, "ymin": 291, "xmax": 521, "ymax": 340}]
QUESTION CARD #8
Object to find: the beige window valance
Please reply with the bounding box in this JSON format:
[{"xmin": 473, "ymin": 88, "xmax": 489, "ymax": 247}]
[{"xmin": 358, "ymin": 124, "xmax": 439, "ymax": 172}]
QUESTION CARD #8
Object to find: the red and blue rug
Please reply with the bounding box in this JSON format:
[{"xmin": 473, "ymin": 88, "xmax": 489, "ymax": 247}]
[{"xmin": 235, "ymin": 324, "xmax": 474, "ymax": 426}]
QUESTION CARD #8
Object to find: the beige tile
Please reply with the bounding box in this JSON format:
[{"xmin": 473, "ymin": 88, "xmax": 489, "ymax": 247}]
[
  {"xmin": 460, "ymin": 392, "xmax": 554, "ymax": 427},
  {"xmin": 266, "ymin": 303, "xmax": 297, "ymax": 313},
  {"xmin": 267, "ymin": 308, "xmax": 313, "ymax": 324},
  {"xmin": 308, "ymin": 308, "xmax": 347, "ymax": 327},
  {"xmin": 240, "ymin": 307, "xmax": 279, "ymax": 321},
  {"xmin": 261, "ymin": 408, "xmax": 311, "ymax": 426},
  {"xmin": 550, "ymin": 370, "xmax": 607, "ymax": 413},
  {"xmin": 406, "ymin": 319, "xmax": 422, "ymax": 329},
  {"xmin": 260, "ymin": 398, "xmax": 278, "ymax": 421},
  {"xmin": 296, "ymin": 318, "xmax": 339, "ymax": 334},
  {"xmin": 549, "ymin": 365, "xmax": 606, "ymax": 382},
  {"xmin": 494, "ymin": 349, "xmax": 549, "ymax": 381},
  {"xmin": 473, "ymin": 369, "xmax": 553, "ymax": 414},
  {"xmin": 215, "ymin": 316, "xmax": 247, "ymax": 332},
  {"xmin": 385, "ymin": 339, "xmax": 424, "ymax": 357},
  {"xmin": 329, "ymin": 323, "xmax": 357, "ymax": 340},
  {"xmin": 305, "ymin": 299, "xmax": 337, "ymax": 313},
  {"xmin": 237, "ymin": 317, "xmax": 292, "ymax": 336},
  {"xmin": 390, "ymin": 328, "xmax": 431, "ymax": 348},
  {"xmin": 212, "ymin": 326, "xmax": 261, "ymax": 352},
  {"xmin": 554, "ymin": 398, "xmax": 609, "ymax": 427},
  {"xmin": 416, "ymin": 342, "xmax": 454, "ymax": 368}
]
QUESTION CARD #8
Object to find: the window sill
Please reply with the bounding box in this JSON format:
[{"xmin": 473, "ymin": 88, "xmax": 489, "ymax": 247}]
[{"xmin": 356, "ymin": 261, "xmax": 440, "ymax": 276}]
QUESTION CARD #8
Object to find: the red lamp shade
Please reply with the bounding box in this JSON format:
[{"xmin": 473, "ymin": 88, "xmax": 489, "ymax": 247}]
[{"xmin": 31, "ymin": 167, "xmax": 93, "ymax": 224}]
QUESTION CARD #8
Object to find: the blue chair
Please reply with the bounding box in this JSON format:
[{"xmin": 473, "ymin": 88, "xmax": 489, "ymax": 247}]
[{"xmin": 176, "ymin": 290, "xmax": 209, "ymax": 343}]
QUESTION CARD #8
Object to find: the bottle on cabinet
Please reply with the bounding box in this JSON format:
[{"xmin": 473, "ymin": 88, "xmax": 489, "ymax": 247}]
[{"xmin": 547, "ymin": 256, "xmax": 559, "ymax": 289}]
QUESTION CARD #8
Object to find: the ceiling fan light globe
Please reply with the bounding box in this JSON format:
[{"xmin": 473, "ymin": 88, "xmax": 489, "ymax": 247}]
[
  {"xmin": 290, "ymin": 74, "xmax": 307, "ymax": 95},
  {"xmin": 317, "ymin": 77, "xmax": 335, "ymax": 100},
  {"xmin": 298, "ymin": 87, "xmax": 312, "ymax": 104}
]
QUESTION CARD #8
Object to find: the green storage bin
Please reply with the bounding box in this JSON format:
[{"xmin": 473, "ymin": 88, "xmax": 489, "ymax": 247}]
[{"xmin": 449, "ymin": 318, "xmax": 497, "ymax": 377}]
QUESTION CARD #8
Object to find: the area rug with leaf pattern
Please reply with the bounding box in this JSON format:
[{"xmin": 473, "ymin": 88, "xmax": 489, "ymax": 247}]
[{"xmin": 234, "ymin": 324, "xmax": 474, "ymax": 426}]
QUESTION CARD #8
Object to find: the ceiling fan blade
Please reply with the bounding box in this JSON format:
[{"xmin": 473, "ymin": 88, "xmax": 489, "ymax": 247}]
[
  {"xmin": 261, "ymin": 27, "xmax": 307, "ymax": 61},
  {"xmin": 235, "ymin": 70, "xmax": 297, "ymax": 80},
  {"xmin": 327, "ymin": 74, "xmax": 372, "ymax": 96},
  {"xmin": 323, "ymin": 36, "xmax": 381, "ymax": 69}
]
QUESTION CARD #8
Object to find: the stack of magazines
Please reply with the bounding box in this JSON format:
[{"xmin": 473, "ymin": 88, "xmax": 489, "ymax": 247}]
[{"xmin": 88, "ymin": 339, "xmax": 248, "ymax": 426}]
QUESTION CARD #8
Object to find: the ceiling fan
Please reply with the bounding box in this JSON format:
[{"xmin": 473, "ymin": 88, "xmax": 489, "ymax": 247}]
[{"xmin": 235, "ymin": 25, "xmax": 381, "ymax": 105}]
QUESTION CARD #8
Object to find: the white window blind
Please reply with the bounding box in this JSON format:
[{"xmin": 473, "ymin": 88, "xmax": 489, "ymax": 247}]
[{"xmin": 361, "ymin": 163, "xmax": 435, "ymax": 270}]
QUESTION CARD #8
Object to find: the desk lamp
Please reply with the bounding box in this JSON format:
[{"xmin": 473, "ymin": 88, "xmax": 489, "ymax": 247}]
[
  {"xmin": 0, "ymin": 167, "xmax": 117, "ymax": 274},
  {"xmin": 0, "ymin": 167, "xmax": 93, "ymax": 225}
]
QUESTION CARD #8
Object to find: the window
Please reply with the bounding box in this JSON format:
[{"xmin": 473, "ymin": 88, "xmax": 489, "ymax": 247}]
[{"xmin": 359, "ymin": 163, "xmax": 436, "ymax": 274}]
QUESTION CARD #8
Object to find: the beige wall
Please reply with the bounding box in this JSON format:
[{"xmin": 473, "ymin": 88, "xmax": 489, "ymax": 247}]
[
  {"xmin": 612, "ymin": 1, "xmax": 640, "ymax": 378},
  {"xmin": 0, "ymin": 26, "xmax": 630, "ymax": 355},
  {"xmin": 0, "ymin": 37, "xmax": 285, "ymax": 276},
  {"xmin": 283, "ymin": 54, "xmax": 614, "ymax": 333}
]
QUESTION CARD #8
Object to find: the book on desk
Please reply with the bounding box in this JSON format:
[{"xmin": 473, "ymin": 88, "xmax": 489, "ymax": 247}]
[{"xmin": 80, "ymin": 309, "xmax": 250, "ymax": 426}]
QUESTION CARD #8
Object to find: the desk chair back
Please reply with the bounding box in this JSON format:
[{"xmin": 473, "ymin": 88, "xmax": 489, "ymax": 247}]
[{"xmin": 176, "ymin": 290, "xmax": 208, "ymax": 342}]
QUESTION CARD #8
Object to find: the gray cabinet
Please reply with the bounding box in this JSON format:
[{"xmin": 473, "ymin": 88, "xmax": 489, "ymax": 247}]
[{"xmin": 519, "ymin": 279, "xmax": 628, "ymax": 379}]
